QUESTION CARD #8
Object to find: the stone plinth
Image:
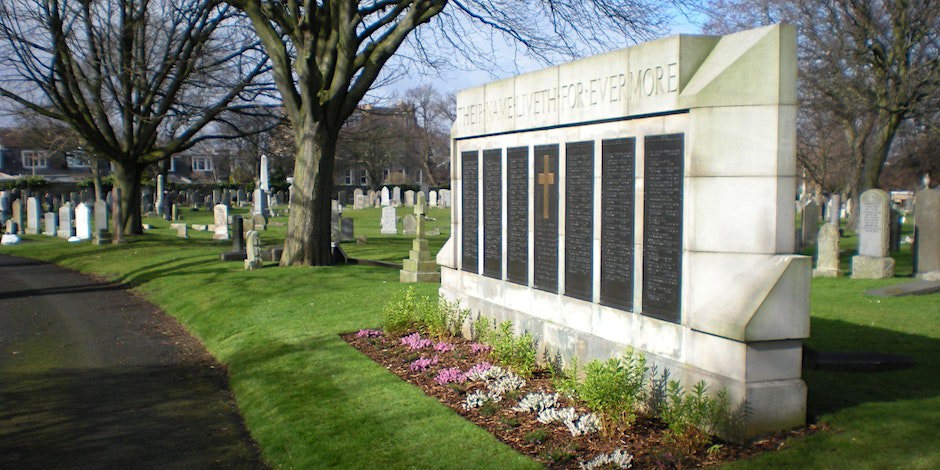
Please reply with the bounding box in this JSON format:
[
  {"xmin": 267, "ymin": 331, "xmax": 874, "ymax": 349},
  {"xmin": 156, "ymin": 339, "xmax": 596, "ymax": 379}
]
[
  {"xmin": 401, "ymin": 194, "xmax": 440, "ymax": 283},
  {"xmin": 851, "ymin": 255, "xmax": 896, "ymax": 279}
]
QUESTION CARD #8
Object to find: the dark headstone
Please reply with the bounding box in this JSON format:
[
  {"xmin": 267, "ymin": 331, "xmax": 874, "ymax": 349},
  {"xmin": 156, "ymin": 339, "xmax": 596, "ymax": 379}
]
[
  {"xmin": 564, "ymin": 141, "xmax": 594, "ymax": 301},
  {"xmin": 600, "ymin": 138, "xmax": 636, "ymax": 310},
  {"xmin": 482, "ymin": 149, "xmax": 502, "ymax": 279},
  {"xmin": 642, "ymin": 134, "xmax": 684, "ymax": 322},
  {"xmin": 534, "ymin": 144, "xmax": 559, "ymax": 293},
  {"xmin": 232, "ymin": 216, "xmax": 245, "ymax": 252},
  {"xmin": 506, "ymin": 147, "xmax": 529, "ymax": 285},
  {"xmin": 461, "ymin": 150, "xmax": 479, "ymax": 273}
]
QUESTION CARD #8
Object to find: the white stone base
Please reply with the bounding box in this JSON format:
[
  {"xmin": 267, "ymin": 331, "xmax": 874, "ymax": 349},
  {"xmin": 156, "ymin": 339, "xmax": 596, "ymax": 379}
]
[
  {"xmin": 916, "ymin": 271, "xmax": 940, "ymax": 281},
  {"xmin": 851, "ymin": 256, "xmax": 895, "ymax": 279},
  {"xmin": 812, "ymin": 267, "xmax": 840, "ymax": 278}
]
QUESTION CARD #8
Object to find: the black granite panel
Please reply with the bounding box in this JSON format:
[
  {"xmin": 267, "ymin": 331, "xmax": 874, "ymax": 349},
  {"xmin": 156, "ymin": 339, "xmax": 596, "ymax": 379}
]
[
  {"xmin": 565, "ymin": 141, "xmax": 594, "ymax": 301},
  {"xmin": 642, "ymin": 134, "xmax": 684, "ymax": 322},
  {"xmin": 534, "ymin": 144, "xmax": 559, "ymax": 293},
  {"xmin": 506, "ymin": 147, "xmax": 529, "ymax": 285},
  {"xmin": 461, "ymin": 150, "xmax": 479, "ymax": 273},
  {"xmin": 483, "ymin": 149, "xmax": 502, "ymax": 279},
  {"xmin": 600, "ymin": 138, "xmax": 635, "ymax": 311}
]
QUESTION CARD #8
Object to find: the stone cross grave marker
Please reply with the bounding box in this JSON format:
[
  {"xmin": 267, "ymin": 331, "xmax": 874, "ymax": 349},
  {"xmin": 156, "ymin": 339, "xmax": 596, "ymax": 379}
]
[{"xmin": 401, "ymin": 192, "xmax": 439, "ymax": 283}]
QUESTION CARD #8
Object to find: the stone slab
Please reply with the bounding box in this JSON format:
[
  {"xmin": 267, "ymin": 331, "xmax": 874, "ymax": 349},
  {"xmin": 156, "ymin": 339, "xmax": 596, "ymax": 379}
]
[{"xmin": 864, "ymin": 280, "xmax": 940, "ymax": 298}]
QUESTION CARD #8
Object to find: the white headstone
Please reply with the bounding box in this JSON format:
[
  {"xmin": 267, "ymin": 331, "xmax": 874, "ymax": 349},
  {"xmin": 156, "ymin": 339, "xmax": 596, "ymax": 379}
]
[
  {"xmin": 380, "ymin": 206, "xmax": 397, "ymax": 234},
  {"xmin": 26, "ymin": 197, "xmax": 41, "ymax": 235},
  {"xmin": 404, "ymin": 190, "xmax": 415, "ymax": 207},
  {"xmin": 402, "ymin": 214, "xmax": 417, "ymax": 236},
  {"xmin": 380, "ymin": 186, "xmax": 390, "ymax": 206},
  {"xmin": 858, "ymin": 189, "xmax": 890, "ymax": 258},
  {"xmin": 244, "ymin": 230, "xmax": 262, "ymax": 270},
  {"xmin": 812, "ymin": 223, "xmax": 840, "ymax": 277},
  {"xmin": 213, "ymin": 204, "xmax": 229, "ymax": 240},
  {"xmin": 259, "ymin": 154, "xmax": 270, "ymax": 192},
  {"xmin": 156, "ymin": 174, "xmax": 165, "ymax": 215},
  {"xmin": 57, "ymin": 203, "xmax": 74, "ymax": 239},
  {"xmin": 429, "ymin": 190, "xmax": 438, "ymax": 207},
  {"xmin": 43, "ymin": 212, "xmax": 57, "ymax": 236},
  {"xmin": 75, "ymin": 203, "xmax": 92, "ymax": 240},
  {"xmin": 392, "ymin": 186, "xmax": 401, "ymax": 204}
]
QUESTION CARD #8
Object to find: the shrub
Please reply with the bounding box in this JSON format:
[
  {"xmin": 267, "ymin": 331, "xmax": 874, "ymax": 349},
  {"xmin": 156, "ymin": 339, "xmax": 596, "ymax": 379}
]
[
  {"xmin": 382, "ymin": 287, "xmax": 424, "ymax": 335},
  {"xmin": 488, "ymin": 321, "xmax": 537, "ymax": 377},
  {"xmin": 524, "ymin": 428, "xmax": 549, "ymax": 444},
  {"xmin": 660, "ymin": 380, "xmax": 729, "ymax": 453},
  {"xmin": 471, "ymin": 315, "xmax": 492, "ymax": 342},
  {"xmin": 382, "ymin": 288, "xmax": 471, "ymax": 339},
  {"xmin": 568, "ymin": 349, "xmax": 648, "ymax": 427}
]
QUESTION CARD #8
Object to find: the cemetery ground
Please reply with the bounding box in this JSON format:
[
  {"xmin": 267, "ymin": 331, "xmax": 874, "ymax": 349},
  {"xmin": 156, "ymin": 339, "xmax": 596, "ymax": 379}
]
[{"xmin": 0, "ymin": 207, "xmax": 937, "ymax": 468}]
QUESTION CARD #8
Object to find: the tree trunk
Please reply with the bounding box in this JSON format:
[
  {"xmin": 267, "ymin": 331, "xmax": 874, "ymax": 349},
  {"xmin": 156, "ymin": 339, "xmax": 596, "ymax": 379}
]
[
  {"xmin": 280, "ymin": 123, "xmax": 337, "ymax": 266},
  {"xmin": 112, "ymin": 161, "xmax": 144, "ymax": 236}
]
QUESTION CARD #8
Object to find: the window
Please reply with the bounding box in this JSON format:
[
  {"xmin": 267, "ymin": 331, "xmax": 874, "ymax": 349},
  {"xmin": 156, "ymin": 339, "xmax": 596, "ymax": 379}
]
[
  {"xmin": 382, "ymin": 168, "xmax": 390, "ymax": 182},
  {"xmin": 66, "ymin": 153, "xmax": 90, "ymax": 168},
  {"xmin": 417, "ymin": 169, "xmax": 423, "ymax": 184},
  {"xmin": 21, "ymin": 150, "xmax": 49, "ymax": 169},
  {"xmin": 359, "ymin": 171, "xmax": 368, "ymax": 185},
  {"xmin": 168, "ymin": 157, "xmax": 177, "ymax": 173},
  {"xmin": 344, "ymin": 169, "xmax": 354, "ymax": 185},
  {"xmin": 192, "ymin": 156, "xmax": 213, "ymax": 172}
]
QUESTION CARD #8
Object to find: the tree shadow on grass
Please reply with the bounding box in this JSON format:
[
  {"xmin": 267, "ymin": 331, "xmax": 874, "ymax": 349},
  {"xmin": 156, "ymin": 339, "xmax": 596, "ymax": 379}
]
[
  {"xmin": 804, "ymin": 317, "xmax": 940, "ymax": 422},
  {"xmin": 0, "ymin": 365, "xmax": 264, "ymax": 469}
]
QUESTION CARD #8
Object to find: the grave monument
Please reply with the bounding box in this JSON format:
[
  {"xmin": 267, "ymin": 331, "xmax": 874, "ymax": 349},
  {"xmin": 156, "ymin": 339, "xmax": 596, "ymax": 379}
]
[
  {"xmin": 851, "ymin": 189, "xmax": 894, "ymax": 279},
  {"xmin": 438, "ymin": 24, "xmax": 807, "ymax": 440}
]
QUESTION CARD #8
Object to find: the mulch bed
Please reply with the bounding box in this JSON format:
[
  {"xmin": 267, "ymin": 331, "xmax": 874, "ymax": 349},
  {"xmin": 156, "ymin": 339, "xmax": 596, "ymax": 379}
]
[{"xmin": 343, "ymin": 330, "xmax": 821, "ymax": 468}]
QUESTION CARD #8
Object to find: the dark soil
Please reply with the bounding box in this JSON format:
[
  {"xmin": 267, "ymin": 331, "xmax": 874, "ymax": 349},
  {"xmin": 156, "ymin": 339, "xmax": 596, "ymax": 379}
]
[{"xmin": 343, "ymin": 330, "xmax": 821, "ymax": 469}]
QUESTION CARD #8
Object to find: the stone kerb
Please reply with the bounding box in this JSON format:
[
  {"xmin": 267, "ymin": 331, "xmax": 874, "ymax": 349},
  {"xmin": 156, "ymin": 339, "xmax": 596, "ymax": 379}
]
[{"xmin": 441, "ymin": 24, "xmax": 806, "ymax": 440}]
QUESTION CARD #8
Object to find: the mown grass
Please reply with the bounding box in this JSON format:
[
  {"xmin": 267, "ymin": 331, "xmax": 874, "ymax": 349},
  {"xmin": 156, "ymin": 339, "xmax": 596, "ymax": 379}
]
[{"xmin": 1, "ymin": 212, "xmax": 937, "ymax": 468}]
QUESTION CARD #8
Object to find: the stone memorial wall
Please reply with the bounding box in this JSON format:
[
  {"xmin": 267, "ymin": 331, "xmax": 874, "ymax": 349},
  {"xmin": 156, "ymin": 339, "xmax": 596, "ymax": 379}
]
[{"xmin": 438, "ymin": 24, "xmax": 808, "ymax": 440}]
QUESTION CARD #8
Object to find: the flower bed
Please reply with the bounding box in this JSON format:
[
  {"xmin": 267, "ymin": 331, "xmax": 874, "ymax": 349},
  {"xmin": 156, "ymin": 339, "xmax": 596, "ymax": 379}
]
[{"xmin": 343, "ymin": 329, "xmax": 817, "ymax": 468}]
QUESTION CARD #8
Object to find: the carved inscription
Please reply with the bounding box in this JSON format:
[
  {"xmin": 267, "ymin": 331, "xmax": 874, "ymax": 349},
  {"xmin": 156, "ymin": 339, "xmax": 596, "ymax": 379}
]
[
  {"xmin": 461, "ymin": 151, "xmax": 479, "ymax": 273},
  {"xmin": 506, "ymin": 147, "xmax": 529, "ymax": 285},
  {"xmin": 565, "ymin": 141, "xmax": 594, "ymax": 301},
  {"xmin": 642, "ymin": 134, "xmax": 684, "ymax": 322},
  {"xmin": 483, "ymin": 149, "xmax": 502, "ymax": 278},
  {"xmin": 600, "ymin": 138, "xmax": 635, "ymax": 311},
  {"xmin": 534, "ymin": 145, "xmax": 559, "ymax": 293}
]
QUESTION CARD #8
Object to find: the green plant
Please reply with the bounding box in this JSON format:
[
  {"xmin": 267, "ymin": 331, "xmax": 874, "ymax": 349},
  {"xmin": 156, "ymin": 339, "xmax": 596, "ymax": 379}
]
[
  {"xmin": 479, "ymin": 401, "xmax": 499, "ymax": 417},
  {"xmin": 471, "ymin": 315, "xmax": 492, "ymax": 342},
  {"xmin": 382, "ymin": 287, "xmax": 423, "ymax": 334},
  {"xmin": 427, "ymin": 296, "xmax": 470, "ymax": 340},
  {"xmin": 552, "ymin": 356, "xmax": 580, "ymax": 398},
  {"xmin": 660, "ymin": 380, "xmax": 729, "ymax": 454},
  {"xmin": 498, "ymin": 416, "xmax": 521, "ymax": 428},
  {"xmin": 524, "ymin": 428, "xmax": 549, "ymax": 444},
  {"xmin": 488, "ymin": 321, "xmax": 537, "ymax": 377},
  {"xmin": 570, "ymin": 349, "xmax": 648, "ymax": 427},
  {"xmin": 542, "ymin": 444, "xmax": 577, "ymax": 464}
]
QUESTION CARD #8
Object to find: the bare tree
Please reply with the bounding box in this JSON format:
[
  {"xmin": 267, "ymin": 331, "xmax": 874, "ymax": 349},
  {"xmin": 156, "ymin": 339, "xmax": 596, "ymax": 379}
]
[
  {"xmin": 226, "ymin": 0, "xmax": 698, "ymax": 266},
  {"xmin": 0, "ymin": 0, "xmax": 271, "ymax": 234},
  {"xmin": 402, "ymin": 84, "xmax": 453, "ymax": 186},
  {"xmin": 703, "ymin": 0, "xmax": 940, "ymax": 215}
]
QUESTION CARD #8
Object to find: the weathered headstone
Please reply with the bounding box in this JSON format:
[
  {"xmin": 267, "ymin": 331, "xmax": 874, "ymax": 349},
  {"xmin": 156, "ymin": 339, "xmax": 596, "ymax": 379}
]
[
  {"xmin": 251, "ymin": 213, "xmax": 267, "ymax": 231},
  {"xmin": 244, "ymin": 230, "xmax": 262, "ymax": 270},
  {"xmin": 439, "ymin": 25, "xmax": 807, "ymax": 440},
  {"xmin": 392, "ymin": 186, "xmax": 401, "ymax": 205},
  {"xmin": 237, "ymin": 188, "xmax": 247, "ymax": 207},
  {"xmin": 401, "ymin": 193, "xmax": 439, "ymax": 283},
  {"xmin": 404, "ymin": 190, "xmax": 415, "ymax": 207},
  {"xmin": 827, "ymin": 194, "xmax": 841, "ymax": 226},
  {"xmin": 367, "ymin": 189, "xmax": 377, "ymax": 206},
  {"xmin": 252, "ymin": 189, "xmax": 269, "ymax": 217},
  {"xmin": 26, "ymin": 197, "xmax": 41, "ymax": 235},
  {"xmin": 43, "ymin": 212, "xmax": 58, "ymax": 236},
  {"xmin": 341, "ymin": 218, "xmax": 354, "ymax": 242},
  {"xmin": 851, "ymin": 189, "xmax": 894, "ymax": 279},
  {"xmin": 112, "ymin": 188, "xmax": 125, "ymax": 244},
  {"xmin": 259, "ymin": 154, "xmax": 270, "ymax": 192},
  {"xmin": 813, "ymin": 223, "xmax": 840, "ymax": 277},
  {"xmin": 429, "ymin": 190, "xmax": 438, "ymax": 207},
  {"xmin": 94, "ymin": 199, "xmax": 110, "ymax": 234},
  {"xmin": 439, "ymin": 189, "xmax": 450, "ymax": 208},
  {"xmin": 171, "ymin": 223, "xmax": 189, "ymax": 239},
  {"xmin": 913, "ymin": 188, "xmax": 940, "ymax": 280},
  {"xmin": 10, "ymin": 199, "xmax": 23, "ymax": 235},
  {"xmin": 380, "ymin": 206, "xmax": 397, "ymax": 234},
  {"xmin": 380, "ymin": 186, "xmax": 390, "ymax": 206},
  {"xmin": 155, "ymin": 175, "xmax": 165, "ymax": 216},
  {"xmin": 0, "ymin": 191, "xmax": 11, "ymax": 221},
  {"xmin": 354, "ymin": 194, "xmax": 366, "ymax": 210},
  {"xmin": 801, "ymin": 201, "xmax": 820, "ymax": 247},
  {"xmin": 402, "ymin": 214, "xmax": 417, "ymax": 236},
  {"xmin": 57, "ymin": 203, "xmax": 74, "ymax": 239},
  {"xmin": 213, "ymin": 204, "xmax": 229, "ymax": 240}
]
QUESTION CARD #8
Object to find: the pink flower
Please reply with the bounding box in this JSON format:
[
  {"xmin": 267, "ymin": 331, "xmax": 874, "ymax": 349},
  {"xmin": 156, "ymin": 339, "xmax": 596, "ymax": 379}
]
[
  {"xmin": 470, "ymin": 343, "xmax": 492, "ymax": 354},
  {"xmin": 434, "ymin": 342, "xmax": 454, "ymax": 352},
  {"xmin": 467, "ymin": 362, "xmax": 492, "ymax": 377},
  {"xmin": 356, "ymin": 329, "xmax": 383, "ymax": 338},
  {"xmin": 410, "ymin": 356, "xmax": 439, "ymax": 372},
  {"xmin": 435, "ymin": 367, "xmax": 466, "ymax": 385},
  {"xmin": 401, "ymin": 332, "xmax": 433, "ymax": 350}
]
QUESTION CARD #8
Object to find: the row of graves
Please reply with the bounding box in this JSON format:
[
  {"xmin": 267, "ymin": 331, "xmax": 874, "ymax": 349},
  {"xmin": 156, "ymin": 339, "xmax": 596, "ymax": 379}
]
[
  {"xmin": 348, "ymin": 186, "xmax": 451, "ymax": 210},
  {"xmin": 1, "ymin": 188, "xmax": 124, "ymax": 245},
  {"xmin": 436, "ymin": 24, "xmax": 807, "ymax": 440},
  {"xmin": 808, "ymin": 188, "xmax": 940, "ymax": 281}
]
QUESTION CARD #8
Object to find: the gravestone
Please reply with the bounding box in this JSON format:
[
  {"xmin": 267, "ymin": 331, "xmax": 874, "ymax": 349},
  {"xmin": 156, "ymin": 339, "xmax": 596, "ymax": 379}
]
[
  {"xmin": 813, "ymin": 223, "xmax": 840, "ymax": 277},
  {"xmin": 341, "ymin": 218, "xmax": 354, "ymax": 242},
  {"xmin": 392, "ymin": 186, "xmax": 401, "ymax": 205},
  {"xmin": 913, "ymin": 188, "xmax": 940, "ymax": 280},
  {"xmin": 401, "ymin": 193, "xmax": 439, "ymax": 282},
  {"xmin": 0, "ymin": 191, "xmax": 11, "ymax": 221},
  {"xmin": 380, "ymin": 206, "xmax": 397, "ymax": 234},
  {"xmin": 237, "ymin": 188, "xmax": 247, "ymax": 207},
  {"xmin": 171, "ymin": 223, "xmax": 189, "ymax": 239},
  {"xmin": 439, "ymin": 189, "xmax": 450, "ymax": 208},
  {"xmin": 381, "ymin": 186, "xmax": 390, "ymax": 206},
  {"xmin": 404, "ymin": 190, "xmax": 415, "ymax": 207},
  {"xmin": 331, "ymin": 204, "xmax": 340, "ymax": 243},
  {"xmin": 801, "ymin": 201, "xmax": 820, "ymax": 247},
  {"xmin": 43, "ymin": 212, "xmax": 58, "ymax": 236},
  {"xmin": 851, "ymin": 189, "xmax": 894, "ymax": 279},
  {"xmin": 10, "ymin": 199, "xmax": 23, "ymax": 234},
  {"xmin": 57, "ymin": 203, "xmax": 74, "ymax": 239},
  {"xmin": 171, "ymin": 203, "xmax": 180, "ymax": 221},
  {"xmin": 402, "ymin": 214, "xmax": 417, "ymax": 236},
  {"xmin": 828, "ymin": 194, "xmax": 841, "ymax": 226},
  {"xmin": 94, "ymin": 200, "xmax": 110, "ymax": 233},
  {"xmin": 244, "ymin": 230, "xmax": 262, "ymax": 270},
  {"xmin": 251, "ymin": 213, "xmax": 268, "ymax": 231},
  {"xmin": 259, "ymin": 154, "xmax": 270, "ymax": 191},
  {"xmin": 26, "ymin": 197, "xmax": 41, "ymax": 235},
  {"xmin": 75, "ymin": 203, "xmax": 92, "ymax": 240},
  {"xmin": 112, "ymin": 188, "xmax": 125, "ymax": 244},
  {"xmin": 889, "ymin": 207, "xmax": 902, "ymax": 252},
  {"xmin": 429, "ymin": 190, "xmax": 438, "ymax": 207},
  {"xmin": 353, "ymin": 189, "xmax": 365, "ymax": 209},
  {"xmin": 213, "ymin": 189, "xmax": 223, "ymax": 206},
  {"xmin": 367, "ymin": 189, "xmax": 377, "ymax": 206},
  {"xmin": 156, "ymin": 175, "xmax": 165, "ymax": 216},
  {"xmin": 438, "ymin": 24, "xmax": 807, "ymax": 440},
  {"xmin": 253, "ymin": 189, "xmax": 269, "ymax": 217},
  {"xmin": 213, "ymin": 204, "xmax": 229, "ymax": 240}
]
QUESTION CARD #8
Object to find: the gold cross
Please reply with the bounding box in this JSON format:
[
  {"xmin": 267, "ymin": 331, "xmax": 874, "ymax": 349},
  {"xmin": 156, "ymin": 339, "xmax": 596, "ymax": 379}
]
[{"xmin": 537, "ymin": 155, "xmax": 555, "ymax": 220}]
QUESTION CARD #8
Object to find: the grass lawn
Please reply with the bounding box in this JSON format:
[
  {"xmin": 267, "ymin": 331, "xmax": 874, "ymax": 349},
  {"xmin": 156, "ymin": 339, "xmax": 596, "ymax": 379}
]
[{"xmin": 2, "ymin": 210, "xmax": 937, "ymax": 468}]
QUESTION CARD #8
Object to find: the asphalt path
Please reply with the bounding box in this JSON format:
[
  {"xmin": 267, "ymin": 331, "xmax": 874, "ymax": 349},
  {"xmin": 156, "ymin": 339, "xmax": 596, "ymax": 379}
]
[{"xmin": 0, "ymin": 254, "xmax": 265, "ymax": 468}]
